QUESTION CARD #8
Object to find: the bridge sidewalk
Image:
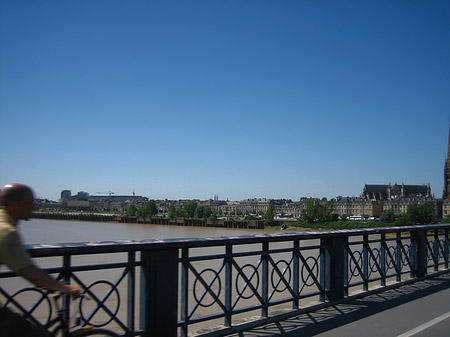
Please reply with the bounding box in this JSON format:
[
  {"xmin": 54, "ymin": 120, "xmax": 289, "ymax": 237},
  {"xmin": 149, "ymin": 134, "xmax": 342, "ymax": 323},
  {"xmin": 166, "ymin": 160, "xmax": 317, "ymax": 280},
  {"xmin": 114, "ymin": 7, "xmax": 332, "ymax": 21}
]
[{"xmin": 222, "ymin": 273, "xmax": 450, "ymax": 337}]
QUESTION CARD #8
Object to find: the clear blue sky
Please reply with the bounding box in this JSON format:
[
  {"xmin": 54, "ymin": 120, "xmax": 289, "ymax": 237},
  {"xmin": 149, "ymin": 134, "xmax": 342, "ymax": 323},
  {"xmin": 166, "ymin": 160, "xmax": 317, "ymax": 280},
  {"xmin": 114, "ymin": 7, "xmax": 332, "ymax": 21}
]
[{"xmin": 1, "ymin": 0, "xmax": 449, "ymax": 202}]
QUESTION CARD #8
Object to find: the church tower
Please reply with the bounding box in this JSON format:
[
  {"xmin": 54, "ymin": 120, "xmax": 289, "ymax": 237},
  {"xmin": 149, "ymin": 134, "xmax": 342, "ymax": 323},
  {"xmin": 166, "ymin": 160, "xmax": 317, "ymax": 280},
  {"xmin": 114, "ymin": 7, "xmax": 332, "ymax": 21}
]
[{"xmin": 444, "ymin": 123, "xmax": 450, "ymax": 199}]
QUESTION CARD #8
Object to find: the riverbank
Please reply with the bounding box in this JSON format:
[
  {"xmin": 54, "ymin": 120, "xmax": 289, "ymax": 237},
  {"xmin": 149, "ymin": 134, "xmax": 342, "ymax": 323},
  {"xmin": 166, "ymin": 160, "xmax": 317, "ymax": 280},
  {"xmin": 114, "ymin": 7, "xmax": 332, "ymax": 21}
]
[
  {"xmin": 32, "ymin": 212, "xmax": 264, "ymax": 229},
  {"xmin": 32, "ymin": 212, "xmax": 391, "ymax": 232}
]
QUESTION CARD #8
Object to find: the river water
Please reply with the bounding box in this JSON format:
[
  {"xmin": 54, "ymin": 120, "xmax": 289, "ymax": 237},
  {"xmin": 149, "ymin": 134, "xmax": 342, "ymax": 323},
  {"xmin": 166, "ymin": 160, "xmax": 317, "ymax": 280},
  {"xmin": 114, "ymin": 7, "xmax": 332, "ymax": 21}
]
[{"xmin": 20, "ymin": 218, "xmax": 282, "ymax": 244}]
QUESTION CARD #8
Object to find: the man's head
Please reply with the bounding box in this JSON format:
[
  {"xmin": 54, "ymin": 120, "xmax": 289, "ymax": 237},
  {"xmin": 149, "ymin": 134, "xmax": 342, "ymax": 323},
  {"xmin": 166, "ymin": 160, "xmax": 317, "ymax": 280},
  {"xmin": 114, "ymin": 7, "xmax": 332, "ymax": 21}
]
[{"xmin": 0, "ymin": 183, "xmax": 36, "ymax": 221}]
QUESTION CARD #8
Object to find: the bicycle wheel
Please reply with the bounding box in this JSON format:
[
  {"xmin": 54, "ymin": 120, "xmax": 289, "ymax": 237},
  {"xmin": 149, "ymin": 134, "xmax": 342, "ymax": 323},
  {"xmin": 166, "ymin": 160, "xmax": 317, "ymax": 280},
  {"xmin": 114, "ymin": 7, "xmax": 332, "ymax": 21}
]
[{"xmin": 71, "ymin": 328, "xmax": 120, "ymax": 337}]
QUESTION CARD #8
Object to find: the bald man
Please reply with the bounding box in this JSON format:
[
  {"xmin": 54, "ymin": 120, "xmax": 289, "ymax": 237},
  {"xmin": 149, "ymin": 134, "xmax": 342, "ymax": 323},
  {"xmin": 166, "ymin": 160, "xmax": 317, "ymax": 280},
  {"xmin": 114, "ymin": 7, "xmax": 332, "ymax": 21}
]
[{"xmin": 0, "ymin": 183, "xmax": 81, "ymax": 336}]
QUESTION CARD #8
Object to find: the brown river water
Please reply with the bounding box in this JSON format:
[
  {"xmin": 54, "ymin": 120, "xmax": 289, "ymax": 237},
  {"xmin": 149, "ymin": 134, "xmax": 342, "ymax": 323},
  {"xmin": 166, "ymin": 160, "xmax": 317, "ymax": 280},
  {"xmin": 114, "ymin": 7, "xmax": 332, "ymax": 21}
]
[{"xmin": 20, "ymin": 218, "xmax": 283, "ymax": 244}]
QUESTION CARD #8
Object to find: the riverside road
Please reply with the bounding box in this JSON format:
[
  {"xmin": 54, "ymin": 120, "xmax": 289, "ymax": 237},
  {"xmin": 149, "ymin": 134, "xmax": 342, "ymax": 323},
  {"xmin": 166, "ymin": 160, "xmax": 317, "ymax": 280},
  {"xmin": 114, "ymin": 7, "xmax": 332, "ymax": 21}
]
[{"xmin": 227, "ymin": 273, "xmax": 450, "ymax": 337}]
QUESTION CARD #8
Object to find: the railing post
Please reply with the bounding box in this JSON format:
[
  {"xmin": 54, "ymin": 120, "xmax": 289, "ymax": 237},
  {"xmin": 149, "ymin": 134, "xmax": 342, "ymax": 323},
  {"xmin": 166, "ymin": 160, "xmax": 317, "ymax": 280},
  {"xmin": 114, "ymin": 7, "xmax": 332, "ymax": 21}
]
[
  {"xmin": 433, "ymin": 229, "xmax": 439, "ymax": 271},
  {"xmin": 411, "ymin": 230, "xmax": 427, "ymax": 278},
  {"xmin": 343, "ymin": 237, "xmax": 349, "ymax": 296},
  {"xmin": 180, "ymin": 248, "xmax": 189, "ymax": 337},
  {"xmin": 396, "ymin": 232, "xmax": 402, "ymax": 282},
  {"xmin": 225, "ymin": 244, "xmax": 232, "ymax": 326},
  {"xmin": 320, "ymin": 238, "xmax": 328, "ymax": 302},
  {"xmin": 140, "ymin": 249, "xmax": 178, "ymax": 337},
  {"xmin": 292, "ymin": 239, "xmax": 300, "ymax": 309},
  {"xmin": 261, "ymin": 242, "xmax": 269, "ymax": 317},
  {"xmin": 380, "ymin": 233, "xmax": 386, "ymax": 286},
  {"xmin": 320, "ymin": 236, "xmax": 346, "ymax": 301},
  {"xmin": 62, "ymin": 255, "xmax": 71, "ymax": 337},
  {"xmin": 445, "ymin": 229, "xmax": 449, "ymax": 269},
  {"xmin": 363, "ymin": 234, "xmax": 369, "ymax": 291},
  {"xmin": 127, "ymin": 251, "xmax": 136, "ymax": 333}
]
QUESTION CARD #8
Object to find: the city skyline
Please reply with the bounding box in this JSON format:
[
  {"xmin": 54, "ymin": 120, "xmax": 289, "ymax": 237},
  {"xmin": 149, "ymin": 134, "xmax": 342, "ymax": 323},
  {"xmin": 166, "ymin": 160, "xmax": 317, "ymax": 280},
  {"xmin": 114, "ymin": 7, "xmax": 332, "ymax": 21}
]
[
  {"xmin": 52, "ymin": 182, "xmax": 434, "ymax": 203},
  {"xmin": 1, "ymin": 1, "xmax": 449, "ymax": 202}
]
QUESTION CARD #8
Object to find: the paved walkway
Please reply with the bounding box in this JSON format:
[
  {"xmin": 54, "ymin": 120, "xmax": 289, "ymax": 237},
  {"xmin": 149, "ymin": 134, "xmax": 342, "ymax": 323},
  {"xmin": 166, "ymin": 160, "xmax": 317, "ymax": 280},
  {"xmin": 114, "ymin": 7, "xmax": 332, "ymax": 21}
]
[{"xmin": 224, "ymin": 273, "xmax": 450, "ymax": 337}]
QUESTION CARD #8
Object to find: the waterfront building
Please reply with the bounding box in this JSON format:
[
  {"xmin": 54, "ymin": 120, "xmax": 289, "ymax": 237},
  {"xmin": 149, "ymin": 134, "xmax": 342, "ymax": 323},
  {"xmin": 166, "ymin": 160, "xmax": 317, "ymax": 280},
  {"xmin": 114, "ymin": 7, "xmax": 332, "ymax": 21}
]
[
  {"xmin": 60, "ymin": 190, "xmax": 72, "ymax": 199},
  {"xmin": 202, "ymin": 198, "xmax": 227, "ymax": 213},
  {"xmin": 35, "ymin": 198, "xmax": 60, "ymax": 210},
  {"xmin": 65, "ymin": 200, "xmax": 90, "ymax": 208},
  {"xmin": 57, "ymin": 189, "xmax": 148, "ymax": 213},
  {"xmin": 360, "ymin": 183, "xmax": 436, "ymax": 219},
  {"xmin": 75, "ymin": 191, "xmax": 90, "ymax": 200},
  {"xmin": 89, "ymin": 194, "xmax": 144, "ymax": 202},
  {"xmin": 275, "ymin": 200, "xmax": 302, "ymax": 218},
  {"xmin": 58, "ymin": 190, "xmax": 90, "ymax": 208},
  {"xmin": 90, "ymin": 196, "xmax": 148, "ymax": 213},
  {"xmin": 155, "ymin": 200, "xmax": 171, "ymax": 213},
  {"xmin": 239, "ymin": 198, "xmax": 271, "ymax": 214},
  {"xmin": 362, "ymin": 183, "xmax": 431, "ymax": 200},
  {"xmin": 383, "ymin": 198, "xmax": 442, "ymax": 219},
  {"xmin": 330, "ymin": 197, "xmax": 382, "ymax": 218},
  {"xmin": 218, "ymin": 201, "xmax": 240, "ymax": 216}
]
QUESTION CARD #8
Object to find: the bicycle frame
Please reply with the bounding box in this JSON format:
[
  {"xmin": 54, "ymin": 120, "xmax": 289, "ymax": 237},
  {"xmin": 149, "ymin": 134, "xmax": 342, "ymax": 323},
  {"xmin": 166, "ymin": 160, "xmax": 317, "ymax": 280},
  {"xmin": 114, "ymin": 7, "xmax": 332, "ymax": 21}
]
[
  {"xmin": 45, "ymin": 294, "xmax": 71, "ymax": 336},
  {"xmin": 46, "ymin": 293, "xmax": 97, "ymax": 337}
]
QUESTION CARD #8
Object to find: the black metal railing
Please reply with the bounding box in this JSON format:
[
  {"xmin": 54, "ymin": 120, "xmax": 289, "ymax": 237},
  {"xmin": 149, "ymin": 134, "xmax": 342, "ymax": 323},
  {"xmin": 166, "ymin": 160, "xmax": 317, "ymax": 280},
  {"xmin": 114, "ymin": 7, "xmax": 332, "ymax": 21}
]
[{"xmin": 1, "ymin": 224, "xmax": 449, "ymax": 337}]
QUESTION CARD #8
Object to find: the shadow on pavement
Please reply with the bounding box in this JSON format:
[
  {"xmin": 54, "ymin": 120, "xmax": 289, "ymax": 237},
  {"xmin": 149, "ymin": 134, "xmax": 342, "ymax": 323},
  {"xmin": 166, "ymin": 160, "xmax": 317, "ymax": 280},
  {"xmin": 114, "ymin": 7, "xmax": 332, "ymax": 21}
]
[{"xmin": 226, "ymin": 273, "xmax": 450, "ymax": 337}]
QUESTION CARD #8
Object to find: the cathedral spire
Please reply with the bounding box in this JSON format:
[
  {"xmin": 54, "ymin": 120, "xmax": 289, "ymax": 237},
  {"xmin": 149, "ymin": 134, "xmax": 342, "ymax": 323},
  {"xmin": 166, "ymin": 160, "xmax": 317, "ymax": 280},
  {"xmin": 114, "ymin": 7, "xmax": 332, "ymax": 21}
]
[
  {"xmin": 447, "ymin": 121, "xmax": 450, "ymax": 160},
  {"xmin": 444, "ymin": 123, "xmax": 450, "ymax": 199}
]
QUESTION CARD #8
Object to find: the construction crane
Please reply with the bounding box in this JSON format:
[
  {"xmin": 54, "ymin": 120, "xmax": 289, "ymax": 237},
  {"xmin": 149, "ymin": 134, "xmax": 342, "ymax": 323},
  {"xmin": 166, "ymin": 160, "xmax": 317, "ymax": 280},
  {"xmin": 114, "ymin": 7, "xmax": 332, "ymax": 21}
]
[{"xmin": 95, "ymin": 191, "xmax": 114, "ymax": 197}]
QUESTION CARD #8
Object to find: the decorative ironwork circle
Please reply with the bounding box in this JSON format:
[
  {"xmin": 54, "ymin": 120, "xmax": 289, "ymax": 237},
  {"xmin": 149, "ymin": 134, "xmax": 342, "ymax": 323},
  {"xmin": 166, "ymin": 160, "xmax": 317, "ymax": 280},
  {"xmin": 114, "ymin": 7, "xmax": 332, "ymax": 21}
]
[
  {"xmin": 235, "ymin": 264, "xmax": 259, "ymax": 300},
  {"xmin": 387, "ymin": 246, "xmax": 397, "ymax": 269},
  {"xmin": 369, "ymin": 247, "xmax": 380, "ymax": 272},
  {"xmin": 301, "ymin": 256, "xmax": 319, "ymax": 287},
  {"xmin": 427, "ymin": 244, "xmax": 433, "ymax": 262},
  {"xmin": 402, "ymin": 244, "xmax": 410, "ymax": 266},
  {"xmin": 3, "ymin": 287, "xmax": 52, "ymax": 325},
  {"xmin": 79, "ymin": 280, "xmax": 120, "ymax": 328},
  {"xmin": 439, "ymin": 240, "xmax": 445, "ymax": 259},
  {"xmin": 193, "ymin": 268, "xmax": 222, "ymax": 307},
  {"xmin": 350, "ymin": 250, "xmax": 362, "ymax": 277},
  {"xmin": 271, "ymin": 260, "xmax": 291, "ymax": 293},
  {"xmin": 427, "ymin": 240, "xmax": 442, "ymax": 263}
]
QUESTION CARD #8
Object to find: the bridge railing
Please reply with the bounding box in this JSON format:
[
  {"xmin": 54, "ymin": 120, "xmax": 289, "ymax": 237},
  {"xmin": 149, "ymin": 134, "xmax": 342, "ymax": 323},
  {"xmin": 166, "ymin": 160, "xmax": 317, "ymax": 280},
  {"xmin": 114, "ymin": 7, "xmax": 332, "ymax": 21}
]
[{"xmin": 1, "ymin": 224, "xmax": 449, "ymax": 336}]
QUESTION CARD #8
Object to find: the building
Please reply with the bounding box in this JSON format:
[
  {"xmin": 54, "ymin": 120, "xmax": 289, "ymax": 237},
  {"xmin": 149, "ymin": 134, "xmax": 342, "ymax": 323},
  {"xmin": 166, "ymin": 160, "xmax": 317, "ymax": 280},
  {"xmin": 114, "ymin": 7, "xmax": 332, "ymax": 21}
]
[
  {"xmin": 201, "ymin": 197, "xmax": 228, "ymax": 213},
  {"xmin": 274, "ymin": 200, "xmax": 302, "ymax": 218},
  {"xmin": 443, "ymin": 199, "xmax": 450, "ymax": 219},
  {"xmin": 90, "ymin": 195, "xmax": 147, "ymax": 213},
  {"xmin": 218, "ymin": 201, "xmax": 240, "ymax": 216},
  {"xmin": 331, "ymin": 181, "xmax": 436, "ymax": 219},
  {"xmin": 239, "ymin": 198, "xmax": 271, "ymax": 214},
  {"xmin": 444, "ymin": 124, "xmax": 450, "ymax": 199},
  {"xmin": 383, "ymin": 198, "xmax": 442, "ymax": 219},
  {"xmin": 60, "ymin": 190, "xmax": 72, "ymax": 199},
  {"xmin": 362, "ymin": 183, "xmax": 431, "ymax": 200},
  {"xmin": 330, "ymin": 197, "xmax": 382, "ymax": 218}
]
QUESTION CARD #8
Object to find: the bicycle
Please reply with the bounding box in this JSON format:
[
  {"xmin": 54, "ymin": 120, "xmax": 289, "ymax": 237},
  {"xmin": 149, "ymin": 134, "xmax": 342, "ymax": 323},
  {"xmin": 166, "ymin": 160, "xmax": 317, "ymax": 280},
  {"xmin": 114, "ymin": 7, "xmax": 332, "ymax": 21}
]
[{"xmin": 3, "ymin": 287, "xmax": 120, "ymax": 337}]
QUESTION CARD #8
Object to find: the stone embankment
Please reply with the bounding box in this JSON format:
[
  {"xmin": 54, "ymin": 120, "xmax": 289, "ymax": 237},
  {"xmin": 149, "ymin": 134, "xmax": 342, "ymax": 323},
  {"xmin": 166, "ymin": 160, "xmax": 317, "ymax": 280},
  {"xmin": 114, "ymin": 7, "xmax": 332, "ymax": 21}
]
[{"xmin": 32, "ymin": 212, "xmax": 264, "ymax": 229}]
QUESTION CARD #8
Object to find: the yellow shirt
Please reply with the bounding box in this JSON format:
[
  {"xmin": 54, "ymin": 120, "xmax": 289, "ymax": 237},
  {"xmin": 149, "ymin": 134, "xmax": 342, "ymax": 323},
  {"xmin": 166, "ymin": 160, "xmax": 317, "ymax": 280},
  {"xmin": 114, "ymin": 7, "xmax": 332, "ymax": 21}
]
[{"xmin": 0, "ymin": 209, "xmax": 33, "ymax": 271}]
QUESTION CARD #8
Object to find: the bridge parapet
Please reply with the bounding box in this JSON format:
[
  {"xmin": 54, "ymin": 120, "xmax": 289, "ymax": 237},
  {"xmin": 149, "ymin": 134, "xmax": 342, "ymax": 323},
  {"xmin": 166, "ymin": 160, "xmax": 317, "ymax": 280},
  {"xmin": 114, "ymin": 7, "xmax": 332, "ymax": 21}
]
[{"xmin": 1, "ymin": 224, "xmax": 450, "ymax": 336}]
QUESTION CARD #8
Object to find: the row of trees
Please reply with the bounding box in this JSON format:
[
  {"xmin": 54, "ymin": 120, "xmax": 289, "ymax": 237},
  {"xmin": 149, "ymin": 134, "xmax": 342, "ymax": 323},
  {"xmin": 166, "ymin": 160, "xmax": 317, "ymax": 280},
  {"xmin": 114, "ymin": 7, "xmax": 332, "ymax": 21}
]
[
  {"xmin": 301, "ymin": 200, "xmax": 336, "ymax": 224},
  {"xmin": 300, "ymin": 200, "xmax": 437, "ymax": 226},
  {"xmin": 380, "ymin": 202, "xmax": 436, "ymax": 226},
  {"xmin": 125, "ymin": 200, "xmax": 158, "ymax": 217},
  {"xmin": 126, "ymin": 200, "xmax": 219, "ymax": 220},
  {"xmin": 127, "ymin": 200, "xmax": 438, "ymax": 227},
  {"xmin": 125, "ymin": 200, "xmax": 277, "ymax": 224},
  {"xmin": 167, "ymin": 200, "xmax": 218, "ymax": 220}
]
